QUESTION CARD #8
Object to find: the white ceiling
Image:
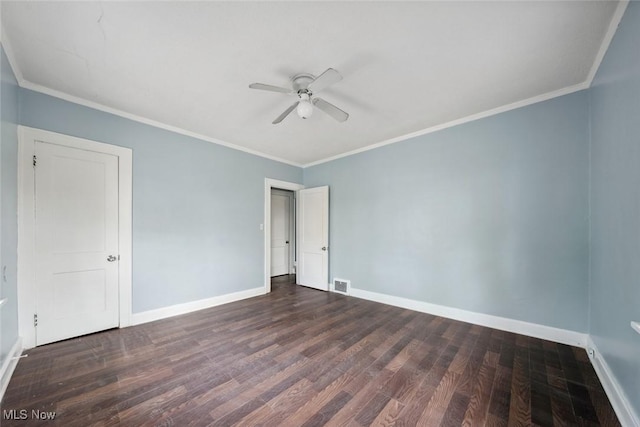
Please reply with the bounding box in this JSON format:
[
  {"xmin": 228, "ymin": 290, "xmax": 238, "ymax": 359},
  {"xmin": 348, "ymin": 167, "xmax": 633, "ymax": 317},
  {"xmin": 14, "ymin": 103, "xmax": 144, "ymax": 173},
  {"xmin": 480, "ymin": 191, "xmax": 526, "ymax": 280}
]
[{"xmin": 1, "ymin": 1, "xmax": 624, "ymax": 166}]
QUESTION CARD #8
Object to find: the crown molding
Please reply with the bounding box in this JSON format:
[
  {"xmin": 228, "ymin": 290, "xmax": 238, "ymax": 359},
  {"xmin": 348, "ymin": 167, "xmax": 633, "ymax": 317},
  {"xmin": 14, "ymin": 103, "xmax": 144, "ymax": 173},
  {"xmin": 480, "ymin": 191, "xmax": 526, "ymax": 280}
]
[
  {"xmin": 585, "ymin": 0, "xmax": 629, "ymax": 86},
  {"xmin": 1, "ymin": 35, "xmax": 302, "ymax": 168},
  {"xmin": 303, "ymin": 82, "xmax": 588, "ymax": 168},
  {"xmin": 19, "ymin": 79, "xmax": 303, "ymax": 167},
  {"xmin": 1, "ymin": 28, "xmax": 26, "ymax": 85},
  {"xmin": 303, "ymin": 0, "xmax": 628, "ymax": 168},
  {"xmin": 2, "ymin": 1, "xmax": 629, "ymax": 170}
]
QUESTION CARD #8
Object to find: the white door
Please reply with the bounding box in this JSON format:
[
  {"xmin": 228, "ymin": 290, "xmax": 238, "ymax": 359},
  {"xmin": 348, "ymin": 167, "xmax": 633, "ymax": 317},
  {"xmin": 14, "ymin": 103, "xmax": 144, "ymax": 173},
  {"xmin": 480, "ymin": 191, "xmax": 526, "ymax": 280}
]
[
  {"xmin": 34, "ymin": 141, "xmax": 120, "ymax": 345},
  {"xmin": 297, "ymin": 186, "xmax": 329, "ymax": 291},
  {"xmin": 271, "ymin": 192, "xmax": 290, "ymax": 277}
]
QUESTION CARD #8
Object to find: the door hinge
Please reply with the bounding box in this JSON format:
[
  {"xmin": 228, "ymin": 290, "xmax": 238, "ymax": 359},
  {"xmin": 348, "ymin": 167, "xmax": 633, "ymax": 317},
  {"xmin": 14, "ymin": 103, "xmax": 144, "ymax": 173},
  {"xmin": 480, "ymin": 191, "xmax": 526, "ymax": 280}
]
[
  {"xmin": 33, "ymin": 313, "xmax": 38, "ymax": 327},
  {"xmin": 33, "ymin": 155, "xmax": 37, "ymax": 167}
]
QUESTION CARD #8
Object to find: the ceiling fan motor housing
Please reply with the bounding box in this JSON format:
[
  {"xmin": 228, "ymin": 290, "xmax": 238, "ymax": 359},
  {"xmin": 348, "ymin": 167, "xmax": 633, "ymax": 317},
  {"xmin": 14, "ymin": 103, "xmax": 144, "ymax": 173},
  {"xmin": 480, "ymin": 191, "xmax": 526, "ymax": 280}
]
[{"xmin": 291, "ymin": 73, "xmax": 315, "ymax": 91}]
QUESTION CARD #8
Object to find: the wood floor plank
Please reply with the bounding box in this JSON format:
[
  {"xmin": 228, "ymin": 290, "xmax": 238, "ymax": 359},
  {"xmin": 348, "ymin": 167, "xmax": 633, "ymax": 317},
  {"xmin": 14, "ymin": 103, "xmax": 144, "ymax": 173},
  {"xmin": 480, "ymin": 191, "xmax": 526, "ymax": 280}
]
[
  {"xmin": 507, "ymin": 347, "xmax": 531, "ymax": 426},
  {"xmin": 354, "ymin": 392, "xmax": 391, "ymax": 426},
  {"xmin": 302, "ymin": 390, "xmax": 352, "ymax": 427},
  {"xmin": 379, "ymin": 364, "xmax": 423, "ymax": 405},
  {"xmin": 393, "ymin": 381, "xmax": 438, "ymax": 427},
  {"xmin": 441, "ymin": 391, "xmax": 471, "ymax": 426},
  {"xmin": 369, "ymin": 398, "xmax": 404, "ymax": 427},
  {"xmin": 1, "ymin": 276, "xmax": 619, "ymax": 426},
  {"xmin": 461, "ymin": 363, "xmax": 496, "ymax": 426},
  {"xmin": 416, "ymin": 370, "xmax": 461, "ymax": 425},
  {"xmin": 279, "ymin": 370, "xmax": 354, "ymax": 426},
  {"xmin": 258, "ymin": 378, "xmax": 316, "ymax": 425},
  {"xmin": 530, "ymin": 352, "xmax": 553, "ymax": 426},
  {"xmin": 324, "ymin": 368, "xmax": 395, "ymax": 427}
]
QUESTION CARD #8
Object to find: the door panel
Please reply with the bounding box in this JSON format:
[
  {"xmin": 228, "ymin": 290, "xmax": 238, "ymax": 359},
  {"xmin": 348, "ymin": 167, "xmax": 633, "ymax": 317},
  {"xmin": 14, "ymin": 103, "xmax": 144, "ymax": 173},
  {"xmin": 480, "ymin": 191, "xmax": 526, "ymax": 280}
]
[
  {"xmin": 49, "ymin": 156, "xmax": 107, "ymax": 253},
  {"xmin": 271, "ymin": 193, "xmax": 290, "ymax": 276},
  {"xmin": 297, "ymin": 186, "xmax": 329, "ymax": 291},
  {"xmin": 35, "ymin": 141, "xmax": 119, "ymax": 345},
  {"xmin": 52, "ymin": 269, "xmax": 107, "ymax": 312}
]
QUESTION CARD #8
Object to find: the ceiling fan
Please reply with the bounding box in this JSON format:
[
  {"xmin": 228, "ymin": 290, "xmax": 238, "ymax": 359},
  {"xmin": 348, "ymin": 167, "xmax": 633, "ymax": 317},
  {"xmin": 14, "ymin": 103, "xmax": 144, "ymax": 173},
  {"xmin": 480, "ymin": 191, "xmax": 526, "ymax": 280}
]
[{"xmin": 249, "ymin": 68, "xmax": 349, "ymax": 124}]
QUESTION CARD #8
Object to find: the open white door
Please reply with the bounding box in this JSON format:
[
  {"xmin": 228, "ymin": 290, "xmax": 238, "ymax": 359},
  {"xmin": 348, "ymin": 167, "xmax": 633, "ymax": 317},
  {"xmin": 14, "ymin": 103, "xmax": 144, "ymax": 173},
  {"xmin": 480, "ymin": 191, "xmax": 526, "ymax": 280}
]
[{"xmin": 297, "ymin": 186, "xmax": 329, "ymax": 291}]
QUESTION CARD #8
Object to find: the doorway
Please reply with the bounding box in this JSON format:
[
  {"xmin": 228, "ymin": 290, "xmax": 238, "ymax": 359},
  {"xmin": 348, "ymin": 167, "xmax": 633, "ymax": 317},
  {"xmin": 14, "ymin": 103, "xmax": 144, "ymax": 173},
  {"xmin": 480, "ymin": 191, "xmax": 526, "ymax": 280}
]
[
  {"xmin": 264, "ymin": 179, "xmax": 330, "ymax": 294},
  {"xmin": 264, "ymin": 179, "xmax": 303, "ymax": 293},
  {"xmin": 17, "ymin": 126, "xmax": 132, "ymax": 349},
  {"xmin": 270, "ymin": 189, "xmax": 295, "ymax": 278}
]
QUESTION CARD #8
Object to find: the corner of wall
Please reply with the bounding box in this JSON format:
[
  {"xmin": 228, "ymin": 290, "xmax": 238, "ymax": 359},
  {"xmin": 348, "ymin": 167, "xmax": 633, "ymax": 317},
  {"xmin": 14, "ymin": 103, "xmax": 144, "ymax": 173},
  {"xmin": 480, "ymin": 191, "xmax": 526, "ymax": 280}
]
[{"xmin": 587, "ymin": 337, "xmax": 640, "ymax": 426}]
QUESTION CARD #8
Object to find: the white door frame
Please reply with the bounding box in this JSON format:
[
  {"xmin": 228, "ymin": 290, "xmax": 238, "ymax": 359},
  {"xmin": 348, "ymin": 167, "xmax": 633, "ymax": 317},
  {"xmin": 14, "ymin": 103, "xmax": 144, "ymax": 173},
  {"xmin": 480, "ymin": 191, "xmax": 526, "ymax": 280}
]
[
  {"xmin": 270, "ymin": 188, "xmax": 295, "ymax": 277},
  {"xmin": 17, "ymin": 126, "xmax": 133, "ymax": 349},
  {"xmin": 264, "ymin": 178, "xmax": 304, "ymax": 293}
]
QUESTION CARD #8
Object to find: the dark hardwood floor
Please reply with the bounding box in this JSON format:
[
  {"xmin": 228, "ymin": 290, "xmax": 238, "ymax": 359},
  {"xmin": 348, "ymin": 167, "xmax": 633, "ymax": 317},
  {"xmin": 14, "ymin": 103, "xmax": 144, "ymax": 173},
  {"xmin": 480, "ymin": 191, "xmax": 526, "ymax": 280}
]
[{"xmin": 2, "ymin": 275, "xmax": 619, "ymax": 426}]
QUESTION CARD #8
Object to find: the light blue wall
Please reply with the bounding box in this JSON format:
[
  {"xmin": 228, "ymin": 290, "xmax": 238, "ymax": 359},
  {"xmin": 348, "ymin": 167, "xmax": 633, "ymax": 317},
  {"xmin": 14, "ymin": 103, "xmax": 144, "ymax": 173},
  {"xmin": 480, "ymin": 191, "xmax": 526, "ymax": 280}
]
[
  {"xmin": 19, "ymin": 89, "xmax": 302, "ymax": 313},
  {"xmin": 305, "ymin": 91, "xmax": 590, "ymax": 332},
  {"xmin": 589, "ymin": 0, "xmax": 640, "ymax": 416},
  {"xmin": 1, "ymin": 46, "xmax": 20, "ymax": 364}
]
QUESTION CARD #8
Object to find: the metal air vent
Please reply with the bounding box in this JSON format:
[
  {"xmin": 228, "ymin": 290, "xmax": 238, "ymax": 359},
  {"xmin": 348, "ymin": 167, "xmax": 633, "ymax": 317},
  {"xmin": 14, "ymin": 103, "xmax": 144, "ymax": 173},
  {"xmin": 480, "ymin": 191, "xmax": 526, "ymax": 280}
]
[{"xmin": 332, "ymin": 278, "xmax": 350, "ymax": 295}]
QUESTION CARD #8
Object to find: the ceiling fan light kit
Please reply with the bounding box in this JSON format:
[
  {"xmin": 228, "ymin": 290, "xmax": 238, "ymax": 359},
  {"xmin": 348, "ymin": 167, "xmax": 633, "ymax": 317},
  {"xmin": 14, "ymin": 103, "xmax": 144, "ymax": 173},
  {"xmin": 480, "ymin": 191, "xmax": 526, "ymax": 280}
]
[
  {"xmin": 249, "ymin": 68, "xmax": 349, "ymax": 124},
  {"xmin": 296, "ymin": 93, "xmax": 314, "ymax": 119}
]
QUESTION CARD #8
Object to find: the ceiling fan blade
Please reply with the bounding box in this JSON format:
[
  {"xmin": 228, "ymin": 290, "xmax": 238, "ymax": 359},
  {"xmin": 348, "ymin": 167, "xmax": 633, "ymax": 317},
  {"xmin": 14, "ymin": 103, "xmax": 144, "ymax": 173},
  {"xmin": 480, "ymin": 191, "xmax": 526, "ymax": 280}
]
[
  {"xmin": 313, "ymin": 98, "xmax": 349, "ymax": 122},
  {"xmin": 272, "ymin": 102, "xmax": 299, "ymax": 124},
  {"xmin": 307, "ymin": 68, "xmax": 342, "ymax": 93},
  {"xmin": 249, "ymin": 83, "xmax": 293, "ymax": 94}
]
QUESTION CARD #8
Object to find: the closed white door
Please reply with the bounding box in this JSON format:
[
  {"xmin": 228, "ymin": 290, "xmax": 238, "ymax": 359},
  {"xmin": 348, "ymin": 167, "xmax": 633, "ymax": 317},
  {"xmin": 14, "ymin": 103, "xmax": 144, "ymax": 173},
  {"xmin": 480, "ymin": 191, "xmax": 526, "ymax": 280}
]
[
  {"xmin": 271, "ymin": 192, "xmax": 290, "ymax": 276},
  {"xmin": 34, "ymin": 141, "xmax": 119, "ymax": 345},
  {"xmin": 297, "ymin": 186, "xmax": 329, "ymax": 291}
]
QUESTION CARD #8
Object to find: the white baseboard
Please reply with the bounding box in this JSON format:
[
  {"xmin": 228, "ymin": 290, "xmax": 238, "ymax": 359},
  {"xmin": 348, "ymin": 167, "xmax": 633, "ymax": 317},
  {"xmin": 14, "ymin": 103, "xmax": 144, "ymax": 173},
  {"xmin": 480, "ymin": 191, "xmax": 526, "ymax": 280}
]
[
  {"xmin": 587, "ymin": 337, "xmax": 640, "ymax": 427},
  {"xmin": 350, "ymin": 288, "xmax": 587, "ymax": 348},
  {"xmin": 130, "ymin": 287, "xmax": 264, "ymax": 326},
  {"xmin": 0, "ymin": 338, "xmax": 23, "ymax": 401}
]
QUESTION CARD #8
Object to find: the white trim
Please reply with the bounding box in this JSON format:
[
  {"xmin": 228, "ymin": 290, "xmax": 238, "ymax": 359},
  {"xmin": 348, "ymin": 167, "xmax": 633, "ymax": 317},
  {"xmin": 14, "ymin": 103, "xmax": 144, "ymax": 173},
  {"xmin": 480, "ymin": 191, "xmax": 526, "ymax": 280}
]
[
  {"xmin": 585, "ymin": 1, "xmax": 629, "ymax": 86},
  {"xmin": 303, "ymin": 82, "xmax": 588, "ymax": 168},
  {"xmin": 118, "ymin": 150, "xmax": 133, "ymax": 328},
  {"xmin": 130, "ymin": 287, "xmax": 264, "ymax": 326},
  {"xmin": 17, "ymin": 126, "xmax": 133, "ymax": 349},
  {"xmin": 3, "ymin": 2, "xmax": 626, "ymax": 170},
  {"xmin": 16, "ymin": 128, "xmax": 35, "ymax": 349},
  {"xmin": 587, "ymin": 336, "xmax": 640, "ymax": 427},
  {"xmin": 301, "ymin": 1, "xmax": 630, "ymax": 169},
  {"xmin": 270, "ymin": 188, "xmax": 296, "ymax": 276},
  {"xmin": 630, "ymin": 321, "xmax": 640, "ymax": 336},
  {"xmin": 10, "ymin": 64, "xmax": 588, "ymax": 171},
  {"xmin": 264, "ymin": 179, "xmax": 304, "ymax": 294},
  {"xmin": 18, "ymin": 80, "xmax": 302, "ymax": 168},
  {"xmin": 1, "ymin": 33, "xmax": 298, "ymax": 167},
  {"xmin": 0, "ymin": 338, "xmax": 23, "ymax": 402},
  {"xmin": 0, "ymin": 31, "xmax": 26, "ymax": 85},
  {"xmin": 350, "ymin": 288, "xmax": 587, "ymax": 348}
]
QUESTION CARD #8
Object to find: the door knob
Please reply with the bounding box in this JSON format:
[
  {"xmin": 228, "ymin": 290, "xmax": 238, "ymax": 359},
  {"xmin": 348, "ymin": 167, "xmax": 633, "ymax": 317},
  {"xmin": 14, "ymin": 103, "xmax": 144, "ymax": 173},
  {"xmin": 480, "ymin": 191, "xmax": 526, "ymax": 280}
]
[
  {"xmin": 321, "ymin": 247, "xmax": 327, "ymax": 251},
  {"xmin": 286, "ymin": 241, "xmax": 290, "ymax": 244},
  {"xmin": 107, "ymin": 255, "xmax": 117, "ymax": 262}
]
